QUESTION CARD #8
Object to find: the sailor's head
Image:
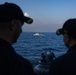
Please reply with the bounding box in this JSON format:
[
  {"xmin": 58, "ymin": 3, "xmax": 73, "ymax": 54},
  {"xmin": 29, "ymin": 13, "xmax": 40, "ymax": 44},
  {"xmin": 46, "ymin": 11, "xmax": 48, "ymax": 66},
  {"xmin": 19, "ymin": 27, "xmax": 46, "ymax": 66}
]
[
  {"xmin": 56, "ymin": 18, "xmax": 76, "ymax": 48},
  {"xmin": 0, "ymin": 2, "xmax": 33, "ymax": 44}
]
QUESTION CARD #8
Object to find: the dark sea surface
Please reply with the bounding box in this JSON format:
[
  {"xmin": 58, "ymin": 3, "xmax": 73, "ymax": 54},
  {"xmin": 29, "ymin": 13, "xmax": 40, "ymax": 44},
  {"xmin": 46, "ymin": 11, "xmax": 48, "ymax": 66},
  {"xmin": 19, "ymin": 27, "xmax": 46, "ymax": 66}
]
[{"xmin": 13, "ymin": 32, "xmax": 68, "ymax": 66}]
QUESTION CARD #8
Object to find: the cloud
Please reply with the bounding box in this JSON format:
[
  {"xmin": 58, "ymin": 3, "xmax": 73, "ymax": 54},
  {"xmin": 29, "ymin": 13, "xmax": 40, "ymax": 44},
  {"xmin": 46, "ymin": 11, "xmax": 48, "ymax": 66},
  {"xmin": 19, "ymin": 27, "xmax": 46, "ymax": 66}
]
[{"xmin": 24, "ymin": 12, "xmax": 30, "ymax": 17}]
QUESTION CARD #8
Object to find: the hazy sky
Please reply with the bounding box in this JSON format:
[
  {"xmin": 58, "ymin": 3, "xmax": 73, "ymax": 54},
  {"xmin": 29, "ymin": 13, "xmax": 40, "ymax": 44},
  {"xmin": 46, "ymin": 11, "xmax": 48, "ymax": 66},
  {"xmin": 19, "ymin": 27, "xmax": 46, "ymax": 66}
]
[{"xmin": 0, "ymin": 0, "xmax": 76, "ymax": 32}]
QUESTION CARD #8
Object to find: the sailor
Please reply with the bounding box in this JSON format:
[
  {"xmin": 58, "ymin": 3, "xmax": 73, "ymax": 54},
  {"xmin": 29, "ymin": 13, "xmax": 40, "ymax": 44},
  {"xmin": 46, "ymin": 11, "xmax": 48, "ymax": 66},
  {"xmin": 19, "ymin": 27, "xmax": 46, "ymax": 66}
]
[
  {"xmin": 49, "ymin": 18, "xmax": 76, "ymax": 75},
  {"xmin": 0, "ymin": 2, "xmax": 35, "ymax": 75}
]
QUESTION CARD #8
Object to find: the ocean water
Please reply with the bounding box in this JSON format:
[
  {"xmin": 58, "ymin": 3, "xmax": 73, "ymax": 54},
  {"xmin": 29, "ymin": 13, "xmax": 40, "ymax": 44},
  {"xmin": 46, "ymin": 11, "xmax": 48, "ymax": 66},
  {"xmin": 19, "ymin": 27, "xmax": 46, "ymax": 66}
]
[{"xmin": 13, "ymin": 32, "xmax": 68, "ymax": 66}]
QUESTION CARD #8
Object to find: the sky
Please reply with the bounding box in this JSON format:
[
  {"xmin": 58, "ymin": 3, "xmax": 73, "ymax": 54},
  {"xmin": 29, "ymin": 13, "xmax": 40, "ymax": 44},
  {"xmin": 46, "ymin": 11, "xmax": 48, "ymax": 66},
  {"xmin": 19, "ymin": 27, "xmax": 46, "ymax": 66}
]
[{"xmin": 0, "ymin": 0, "xmax": 76, "ymax": 32}]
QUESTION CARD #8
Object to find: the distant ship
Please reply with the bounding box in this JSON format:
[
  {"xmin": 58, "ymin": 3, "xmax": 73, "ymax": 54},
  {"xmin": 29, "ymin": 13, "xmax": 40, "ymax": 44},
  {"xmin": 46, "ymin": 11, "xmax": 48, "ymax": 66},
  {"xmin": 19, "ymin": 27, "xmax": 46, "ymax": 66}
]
[{"xmin": 33, "ymin": 33, "xmax": 44, "ymax": 36}]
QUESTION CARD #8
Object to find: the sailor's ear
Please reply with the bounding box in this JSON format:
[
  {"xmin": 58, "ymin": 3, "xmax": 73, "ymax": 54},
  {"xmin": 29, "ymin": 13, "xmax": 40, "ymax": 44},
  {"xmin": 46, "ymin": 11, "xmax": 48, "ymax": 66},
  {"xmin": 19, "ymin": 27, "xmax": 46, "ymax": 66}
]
[
  {"xmin": 10, "ymin": 19, "xmax": 18, "ymax": 30},
  {"xmin": 65, "ymin": 34, "xmax": 72, "ymax": 43}
]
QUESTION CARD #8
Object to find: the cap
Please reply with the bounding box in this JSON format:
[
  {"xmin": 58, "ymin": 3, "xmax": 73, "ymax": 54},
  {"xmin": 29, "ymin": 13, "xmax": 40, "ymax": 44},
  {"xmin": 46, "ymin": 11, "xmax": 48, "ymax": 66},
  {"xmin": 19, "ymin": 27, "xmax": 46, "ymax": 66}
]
[
  {"xmin": 0, "ymin": 2, "xmax": 33, "ymax": 24},
  {"xmin": 56, "ymin": 18, "xmax": 76, "ymax": 38}
]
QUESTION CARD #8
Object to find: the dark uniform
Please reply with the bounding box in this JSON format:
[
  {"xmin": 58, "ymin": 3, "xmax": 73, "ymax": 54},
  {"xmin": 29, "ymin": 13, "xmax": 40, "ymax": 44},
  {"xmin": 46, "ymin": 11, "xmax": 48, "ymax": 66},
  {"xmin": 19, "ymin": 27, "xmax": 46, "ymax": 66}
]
[
  {"xmin": 49, "ymin": 44, "xmax": 76, "ymax": 75},
  {"xmin": 0, "ymin": 38, "xmax": 35, "ymax": 75}
]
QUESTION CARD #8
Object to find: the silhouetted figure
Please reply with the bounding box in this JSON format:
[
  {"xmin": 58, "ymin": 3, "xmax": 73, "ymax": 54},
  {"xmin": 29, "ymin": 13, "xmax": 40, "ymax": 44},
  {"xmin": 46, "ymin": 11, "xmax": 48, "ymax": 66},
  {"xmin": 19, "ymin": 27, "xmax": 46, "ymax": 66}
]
[
  {"xmin": 0, "ymin": 2, "xmax": 35, "ymax": 75},
  {"xmin": 49, "ymin": 18, "xmax": 76, "ymax": 75}
]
